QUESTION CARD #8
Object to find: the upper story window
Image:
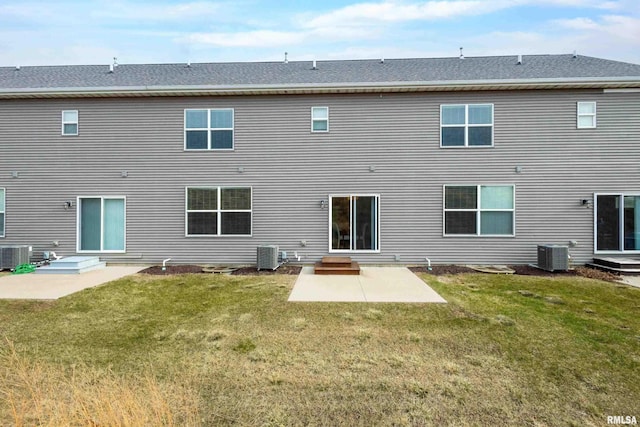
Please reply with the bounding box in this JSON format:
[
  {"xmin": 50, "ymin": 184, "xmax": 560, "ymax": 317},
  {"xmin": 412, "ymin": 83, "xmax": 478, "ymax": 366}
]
[
  {"xmin": 441, "ymin": 104, "xmax": 493, "ymax": 147},
  {"xmin": 62, "ymin": 110, "xmax": 78, "ymax": 135},
  {"xmin": 186, "ymin": 187, "xmax": 252, "ymax": 236},
  {"xmin": 577, "ymin": 102, "xmax": 596, "ymax": 129},
  {"xmin": 311, "ymin": 107, "xmax": 329, "ymax": 132},
  {"xmin": 185, "ymin": 109, "xmax": 234, "ymax": 150},
  {"xmin": 0, "ymin": 188, "xmax": 5, "ymax": 237},
  {"xmin": 444, "ymin": 185, "xmax": 514, "ymax": 236}
]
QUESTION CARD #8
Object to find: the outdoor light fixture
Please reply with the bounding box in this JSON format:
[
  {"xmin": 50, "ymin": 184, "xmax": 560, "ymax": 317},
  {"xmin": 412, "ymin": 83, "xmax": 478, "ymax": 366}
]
[
  {"xmin": 515, "ymin": 166, "xmax": 523, "ymax": 174},
  {"xmin": 320, "ymin": 200, "xmax": 327, "ymax": 209},
  {"xmin": 64, "ymin": 201, "xmax": 73, "ymax": 209}
]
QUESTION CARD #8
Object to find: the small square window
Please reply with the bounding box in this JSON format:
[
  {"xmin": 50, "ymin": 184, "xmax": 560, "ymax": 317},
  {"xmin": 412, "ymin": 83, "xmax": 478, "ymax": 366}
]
[
  {"xmin": 184, "ymin": 108, "xmax": 234, "ymax": 150},
  {"xmin": 62, "ymin": 110, "xmax": 78, "ymax": 136},
  {"xmin": 441, "ymin": 104, "xmax": 493, "ymax": 147},
  {"xmin": 311, "ymin": 107, "xmax": 329, "ymax": 132},
  {"xmin": 577, "ymin": 102, "xmax": 596, "ymax": 129}
]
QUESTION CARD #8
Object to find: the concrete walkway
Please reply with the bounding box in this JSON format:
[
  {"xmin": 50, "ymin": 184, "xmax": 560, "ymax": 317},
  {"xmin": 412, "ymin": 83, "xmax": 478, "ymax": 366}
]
[
  {"xmin": 0, "ymin": 266, "xmax": 146, "ymax": 300},
  {"xmin": 618, "ymin": 276, "xmax": 640, "ymax": 289},
  {"xmin": 288, "ymin": 266, "xmax": 447, "ymax": 303}
]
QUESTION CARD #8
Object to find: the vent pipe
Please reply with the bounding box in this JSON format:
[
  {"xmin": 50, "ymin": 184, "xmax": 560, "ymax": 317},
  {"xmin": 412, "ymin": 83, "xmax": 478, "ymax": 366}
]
[
  {"xmin": 284, "ymin": 52, "xmax": 288, "ymax": 64},
  {"xmin": 312, "ymin": 59, "xmax": 317, "ymax": 70},
  {"xmin": 109, "ymin": 63, "xmax": 114, "ymax": 73},
  {"xmin": 380, "ymin": 58, "xmax": 384, "ymax": 64},
  {"xmin": 517, "ymin": 54, "xmax": 522, "ymax": 65},
  {"xmin": 459, "ymin": 47, "xmax": 464, "ymax": 59},
  {"xmin": 573, "ymin": 50, "xmax": 577, "ymax": 58}
]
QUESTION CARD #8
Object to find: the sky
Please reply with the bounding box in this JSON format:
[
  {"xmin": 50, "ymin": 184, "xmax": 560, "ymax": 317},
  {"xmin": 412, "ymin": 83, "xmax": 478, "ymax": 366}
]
[{"xmin": 0, "ymin": 0, "xmax": 638, "ymax": 67}]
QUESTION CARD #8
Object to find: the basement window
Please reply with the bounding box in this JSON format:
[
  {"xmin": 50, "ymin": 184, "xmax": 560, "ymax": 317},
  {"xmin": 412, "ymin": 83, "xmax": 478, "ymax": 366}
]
[{"xmin": 62, "ymin": 110, "xmax": 78, "ymax": 135}]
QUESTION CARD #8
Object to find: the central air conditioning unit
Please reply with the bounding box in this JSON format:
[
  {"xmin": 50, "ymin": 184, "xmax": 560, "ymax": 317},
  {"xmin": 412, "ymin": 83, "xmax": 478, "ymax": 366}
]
[
  {"xmin": 0, "ymin": 245, "xmax": 32, "ymax": 270},
  {"xmin": 537, "ymin": 244, "xmax": 569, "ymax": 272},
  {"xmin": 257, "ymin": 245, "xmax": 279, "ymax": 270}
]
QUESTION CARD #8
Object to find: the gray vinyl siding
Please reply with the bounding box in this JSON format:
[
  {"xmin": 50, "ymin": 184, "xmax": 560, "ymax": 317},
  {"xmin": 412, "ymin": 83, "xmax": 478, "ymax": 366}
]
[{"xmin": 1, "ymin": 89, "xmax": 639, "ymax": 265}]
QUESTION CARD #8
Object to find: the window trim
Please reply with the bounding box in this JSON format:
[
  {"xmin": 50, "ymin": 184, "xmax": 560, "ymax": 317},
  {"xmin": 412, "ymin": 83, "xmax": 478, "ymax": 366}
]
[
  {"xmin": 185, "ymin": 186, "xmax": 253, "ymax": 237},
  {"xmin": 61, "ymin": 110, "xmax": 79, "ymax": 136},
  {"xmin": 440, "ymin": 104, "xmax": 494, "ymax": 148},
  {"xmin": 443, "ymin": 184, "xmax": 515, "ymax": 237},
  {"xmin": 184, "ymin": 108, "xmax": 235, "ymax": 151},
  {"xmin": 0, "ymin": 188, "xmax": 5, "ymax": 238},
  {"xmin": 311, "ymin": 106, "xmax": 329, "ymax": 133},
  {"xmin": 577, "ymin": 101, "xmax": 596, "ymax": 129},
  {"xmin": 76, "ymin": 196, "xmax": 127, "ymax": 253}
]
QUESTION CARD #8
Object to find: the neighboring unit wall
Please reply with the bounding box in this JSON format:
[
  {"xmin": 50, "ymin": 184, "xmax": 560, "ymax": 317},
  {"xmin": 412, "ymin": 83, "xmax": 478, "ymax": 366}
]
[{"xmin": 0, "ymin": 89, "xmax": 639, "ymax": 265}]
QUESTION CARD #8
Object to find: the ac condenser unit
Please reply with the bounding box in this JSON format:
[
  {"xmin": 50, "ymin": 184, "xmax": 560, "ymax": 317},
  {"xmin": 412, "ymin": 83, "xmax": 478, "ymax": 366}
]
[
  {"xmin": 537, "ymin": 245, "xmax": 569, "ymax": 272},
  {"xmin": 0, "ymin": 245, "xmax": 32, "ymax": 270},
  {"xmin": 257, "ymin": 245, "xmax": 279, "ymax": 270}
]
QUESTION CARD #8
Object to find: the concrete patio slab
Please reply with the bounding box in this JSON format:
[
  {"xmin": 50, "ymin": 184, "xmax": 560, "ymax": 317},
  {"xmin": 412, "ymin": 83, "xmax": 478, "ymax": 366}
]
[
  {"xmin": 618, "ymin": 276, "xmax": 640, "ymax": 289},
  {"xmin": 0, "ymin": 266, "xmax": 146, "ymax": 300},
  {"xmin": 289, "ymin": 266, "xmax": 447, "ymax": 303}
]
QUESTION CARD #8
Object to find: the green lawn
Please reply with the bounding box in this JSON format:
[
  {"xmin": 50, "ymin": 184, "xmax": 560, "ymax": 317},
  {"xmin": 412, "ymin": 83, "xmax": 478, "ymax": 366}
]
[{"xmin": 0, "ymin": 271, "xmax": 638, "ymax": 426}]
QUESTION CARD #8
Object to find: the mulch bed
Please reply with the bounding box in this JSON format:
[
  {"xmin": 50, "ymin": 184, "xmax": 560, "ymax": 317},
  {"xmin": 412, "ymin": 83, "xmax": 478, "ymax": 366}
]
[
  {"xmin": 140, "ymin": 263, "xmax": 620, "ymax": 282},
  {"xmin": 140, "ymin": 264, "xmax": 302, "ymax": 275}
]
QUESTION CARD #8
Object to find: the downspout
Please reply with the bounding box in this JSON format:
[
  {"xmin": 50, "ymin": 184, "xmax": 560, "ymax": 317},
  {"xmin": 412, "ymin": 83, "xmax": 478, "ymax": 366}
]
[
  {"xmin": 425, "ymin": 257, "xmax": 432, "ymax": 271},
  {"xmin": 162, "ymin": 258, "xmax": 172, "ymax": 271}
]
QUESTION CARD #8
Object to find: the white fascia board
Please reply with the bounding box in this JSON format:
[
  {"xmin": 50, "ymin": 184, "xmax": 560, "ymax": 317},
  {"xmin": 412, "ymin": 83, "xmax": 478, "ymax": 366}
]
[{"xmin": 1, "ymin": 77, "xmax": 639, "ymax": 98}]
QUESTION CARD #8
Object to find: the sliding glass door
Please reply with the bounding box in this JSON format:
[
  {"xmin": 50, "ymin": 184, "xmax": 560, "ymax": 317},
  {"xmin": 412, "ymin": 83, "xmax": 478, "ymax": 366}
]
[
  {"xmin": 78, "ymin": 197, "xmax": 126, "ymax": 252},
  {"xmin": 596, "ymin": 194, "xmax": 640, "ymax": 252},
  {"xmin": 330, "ymin": 195, "xmax": 379, "ymax": 252}
]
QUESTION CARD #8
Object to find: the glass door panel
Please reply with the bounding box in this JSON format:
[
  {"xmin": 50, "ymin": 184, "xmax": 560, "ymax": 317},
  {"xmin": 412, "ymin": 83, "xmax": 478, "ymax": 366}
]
[
  {"xmin": 624, "ymin": 196, "xmax": 640, "ymax": 250},
  {"xmin": 80, "ymin": 198, "xmax": 102, "ymax": 251},
  {"xmin": 331, "ymin": 197, "xmax": 351, "ymax": 250},
  {"xmin": 355, "ymin": 196, "xmax": 377, "ymax": 250},
  {"xmin": 103, "ymin": 199, "xmax": 125, "ymax": 251}
]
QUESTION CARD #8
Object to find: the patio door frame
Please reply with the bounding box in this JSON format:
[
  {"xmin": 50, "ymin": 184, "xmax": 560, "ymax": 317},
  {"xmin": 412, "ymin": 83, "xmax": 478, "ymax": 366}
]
[
  {"xmin": 76, "ymin": 196, "xmax": 127, "ymax": 253},
  {"xmin": 594, "ymin": 192, "xmax": 640, "ymax": 254},
  {"xmin": 328, "ymin": 194, "xmax": 380, "ymax": 253}
]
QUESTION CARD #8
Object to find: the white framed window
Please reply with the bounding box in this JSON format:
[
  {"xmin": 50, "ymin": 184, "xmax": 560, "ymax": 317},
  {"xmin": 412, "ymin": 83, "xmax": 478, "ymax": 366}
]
[
  {"xmin": 62, "ymin": 110, "xmax": 78, "ymax": 135},
  {"xmin": 186, "ymin": 187, "xmax": 252, "ymax": 236},
  {"xmin": 77, "ymin": 196, "xmax": 126, "ymax": 253},
  {"xmin": 311, "ymin": 107, "xmax": 329, "ymax": 132},
  {"xmin": 441, "ymin": 104, "xmax": 493, "ymax": 147},
  {"xmin": 577, "ymin": 102, "xmax": 596, "ymax": 129},
  {"xmin": 444, "ymin": 185, "xmax": 514, "ymax": 236},
  {"xmin": 0, "ymin": 188, "xmax": 5, "ymax": 238},
  {"xmin": 185, "ymin": 109, "xmax": 234, "ymax": 150}
]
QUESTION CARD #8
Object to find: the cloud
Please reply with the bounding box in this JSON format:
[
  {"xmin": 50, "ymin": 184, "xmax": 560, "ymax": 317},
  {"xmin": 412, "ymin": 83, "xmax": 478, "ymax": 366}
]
[
  {"xmin": 184, "ymin": 30, "xmax": 305, "ymax": 48},
  {"xmin": 93, "ymin": 0, "xmax": 223, "ymax": 22},
  {"xmin": 302, "ymin": 1, "xmax": 507, "ymax": 29}
]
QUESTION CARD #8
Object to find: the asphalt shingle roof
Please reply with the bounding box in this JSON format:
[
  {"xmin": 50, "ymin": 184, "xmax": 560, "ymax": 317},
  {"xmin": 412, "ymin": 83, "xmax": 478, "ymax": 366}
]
[{"xmin": 1, "ymin": 54, "xmax": 639, "ymax": 94}]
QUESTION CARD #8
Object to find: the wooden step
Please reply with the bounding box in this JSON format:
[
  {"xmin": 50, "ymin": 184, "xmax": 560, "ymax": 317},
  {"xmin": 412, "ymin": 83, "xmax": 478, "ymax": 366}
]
[
  {"xmin": 587, "ymin": 257, "xmax": 640, "ymax": 275},
  {"xmin": 592, "ymin": 257, "xmax": 640, "ymax": 270},
  {"xmin": 314, "ymin": 256, "xmax": 361, "ymax": 275},
  {"xmin": 314, "ymin": 261, "xmax": 361, "ymax": 275},
  {"xmin": 320, "ymin": 256, "xmax": 353, "ymax": 267}
]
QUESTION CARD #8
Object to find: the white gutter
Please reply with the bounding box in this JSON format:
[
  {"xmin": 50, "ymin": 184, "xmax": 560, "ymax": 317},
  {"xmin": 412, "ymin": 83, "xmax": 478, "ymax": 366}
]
[{"xmin": 1, "ymin": 77, "xmax": 639, "ymax": 99}]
